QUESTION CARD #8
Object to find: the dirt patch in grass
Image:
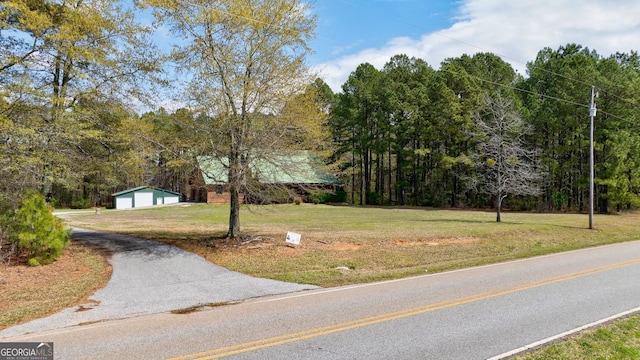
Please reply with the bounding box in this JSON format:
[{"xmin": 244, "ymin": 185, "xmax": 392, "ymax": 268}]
[
  {"xmin": 0, "ymin": 242, "xmax": 112, "ymax": 331},
  {"xmin": 427, "ymin": 238, "xmax": 481, "ymax": 246},
  {"xmin": 331, "ymin": 243, "xmax": 362, "ymax": 251},
  {"xmin": 277, "ymin": 246, "xmax": 304, "ymax": 255},
  {"xmin": 394, "ymin": 238, "xmax": 481, "ymax": 247}
]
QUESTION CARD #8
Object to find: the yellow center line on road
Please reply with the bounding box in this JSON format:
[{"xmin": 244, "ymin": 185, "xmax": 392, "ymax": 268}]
[{"xmin": 169, "ymin": 258, "xmax": 640, "ymax": 360}]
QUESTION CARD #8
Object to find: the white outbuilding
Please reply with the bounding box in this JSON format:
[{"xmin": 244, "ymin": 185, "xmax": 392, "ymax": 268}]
[{"xmin": 111, "ymin": 186, "xmax": 181, "ymax": 210}]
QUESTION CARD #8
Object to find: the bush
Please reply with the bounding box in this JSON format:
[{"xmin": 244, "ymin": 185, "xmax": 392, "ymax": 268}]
[
  {"xmin": 0, "ymin": 195, "xmax": 15, "ymax": 264},
  {"xmin": 12, "ymin": 191, "xmax": 71, "ymax": 265},
  {"xmin": 308, "ymin": 189, "xmax": 347, "ymax": 204},
  {"xmin": 71, "ymin": 197, "xmax": 91, "ymax": 209},
  {"xmin": 247, "ymin": 189, "xmax": 291, "ymax": 204}
]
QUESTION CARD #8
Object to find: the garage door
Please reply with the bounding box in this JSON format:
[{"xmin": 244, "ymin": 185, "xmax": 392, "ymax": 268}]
[
  {"xmin": 164, "ymin": 196, "xmax": 179, "ymax": 204},
  {"xmin": 115, "ymin": 197, "xmax": 132, "ymax": 210},
  {"xmin": 134, "ymin": 192, "xmax": 153, "ymax": 208}
]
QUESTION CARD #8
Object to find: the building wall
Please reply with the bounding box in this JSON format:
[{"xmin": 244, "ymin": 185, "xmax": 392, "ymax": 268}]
[
  {"xmin": 207, "ymin": 192, "xmax": 244, "ymax": 205},
  {"xmin": 113, "ymin": 187, "xmax": 181, "ymax": 209}
]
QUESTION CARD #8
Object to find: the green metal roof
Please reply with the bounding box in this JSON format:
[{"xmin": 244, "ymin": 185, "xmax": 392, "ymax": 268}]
[
  {"xmin": 197, "ymin": 151, "xmax": 339, "ymax": 185},
  {"xmin": 112, "ymin": 186, "xmax": 181, "ymax": 197}
]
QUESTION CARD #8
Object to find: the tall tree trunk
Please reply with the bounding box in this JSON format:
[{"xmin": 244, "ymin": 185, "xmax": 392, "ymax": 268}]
[
  {"xmin": 351, "ymin": 150, "xmax": 355, "ymax": 204},
  {"xmin": 227, "ymin": 143, "xmax": 242, "ymax": 238},
  {"xmin": 228, "ymin": 181, "xmax": 240, "ymax": 238},
  {"xmin": 388, "ymin": 141, "xmax": 393, "ymax": 204},
  {"xmin": 359, "ymin": 152, "xmax": 364, "ymax": 205},
  {"xmin": 351, "ymin": 128, "xmax": 356, "ymax": 205},
  {"xmin": 364, "ymin": 147, "xmax": 371, "ymax": 204},
  {"xmin": 451, "ymin": 169, "xmax": 458, "ymax": 207},
  {"xmin": 377, "ymin": 152, "xmax": 384, "ymax": 205},
  {"xmin": 599, "ymin": 185, "xmax": 608, "ymax": 214},
  {"xmin": 396, "ymin": 153, "xmax": 405, "ymax": 205},
  {"xmin": 412, "ymin": 139, "xmax": 419, "ymax": 206}
]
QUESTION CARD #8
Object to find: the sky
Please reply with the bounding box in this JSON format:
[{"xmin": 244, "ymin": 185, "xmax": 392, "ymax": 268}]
[{"xmin": 309, "ymin": 0, "xmax": 640, "ymax": 92}]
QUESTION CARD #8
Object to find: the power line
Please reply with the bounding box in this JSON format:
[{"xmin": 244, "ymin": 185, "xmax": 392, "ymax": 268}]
[
  {"xmin": 146, "ymin": 0, "xmax": 640, "ymax": 126},
  {"xmin": 158, "ymin": 1, "xmax": 640, "ymax": 128},
  {"xmin": 178, "ymin": 0, "xmax": 639, "ymax": 115},
  {"xmin": 441, "ymin": 66, "xmax": 638, "ymax": 127}
]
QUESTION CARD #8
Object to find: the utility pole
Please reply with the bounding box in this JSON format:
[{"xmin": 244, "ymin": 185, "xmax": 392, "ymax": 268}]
[{"xmin": 589, "ymin": 86, "xmax": 597, "ymax": 229}]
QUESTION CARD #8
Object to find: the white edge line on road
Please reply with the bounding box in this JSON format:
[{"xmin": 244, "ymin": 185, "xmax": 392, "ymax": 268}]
[
  {"xmin": 252, "ymin": 240, "xmax": 640, "ymax": 305},
  {"xmin": 488, "ymin": 306, "xmax": 640, "ymax": 360}
]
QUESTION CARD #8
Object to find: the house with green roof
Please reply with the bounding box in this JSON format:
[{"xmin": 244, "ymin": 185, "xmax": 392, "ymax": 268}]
[{"xmin": 188, "ymin": 151, "xmax": 340, "ymax": 204}]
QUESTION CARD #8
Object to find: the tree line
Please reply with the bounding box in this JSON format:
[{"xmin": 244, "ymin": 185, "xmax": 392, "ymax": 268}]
[
  {"xmin": 327, "ymin": 46, "xmax": 640, "ymax": 214},
  {"xmin": 1, "ymin": 0, "xmax": 324, "ymax": 244},
  {"xmin": 2, "ymin": 1, "xmax": 640, "ymax": 248}
]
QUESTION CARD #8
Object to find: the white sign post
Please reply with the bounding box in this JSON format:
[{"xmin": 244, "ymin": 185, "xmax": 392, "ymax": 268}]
[{"xmin": 285, "ymin": 231, "xmax": 301, "ymax": 245}]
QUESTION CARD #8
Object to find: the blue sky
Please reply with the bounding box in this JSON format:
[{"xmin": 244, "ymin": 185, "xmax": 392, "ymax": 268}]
[
  {"xmin": 310, "ymin": 0, "xmax": 456, "ymax": 64},
  {"xmin": 310, "ymin": 0, "xmax": 640, "ymax": 92}
]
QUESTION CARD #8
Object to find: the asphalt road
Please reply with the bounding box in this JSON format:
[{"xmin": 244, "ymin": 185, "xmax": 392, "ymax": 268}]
[
  {"xmin": 2, "ymin": 236, "xmax": 640, "ymax": 359},
  {"xmin": 0, "ymin": 228, "xmax": 318, "ymax": 338}
]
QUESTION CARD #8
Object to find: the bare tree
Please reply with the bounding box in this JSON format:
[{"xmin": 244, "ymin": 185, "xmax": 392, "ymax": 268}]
[{"xmin": 472, "ymin": 93, "xmax": 542, "ymax": 222}]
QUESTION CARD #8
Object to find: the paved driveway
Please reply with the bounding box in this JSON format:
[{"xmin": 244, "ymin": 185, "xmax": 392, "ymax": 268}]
[{"xmin": 0, "ymin": 228, "xmax": 318, "ymax": 338}]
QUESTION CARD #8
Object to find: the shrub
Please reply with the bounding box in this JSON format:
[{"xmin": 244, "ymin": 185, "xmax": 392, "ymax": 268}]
[
  {"xmin": 307, "ymin": 189, "xmax": 347, "ymax": 204},
  {"xmin": 0, "ymin": 195, "xmax": 16, "ymax": 264},
  {"xmin": 71, "ymin": 197, "xmax": 91, "ymax": 209},
  {"xmin": 248, "ymin": 189, "xmax": 291, "ymax": 204},
  {"xmin": 12, "ymin": 191, "xmax": 71, "ymax": 265},
  {"xmin": 307, "ymin": 190, "xmax": 326, "ymax": 204}
]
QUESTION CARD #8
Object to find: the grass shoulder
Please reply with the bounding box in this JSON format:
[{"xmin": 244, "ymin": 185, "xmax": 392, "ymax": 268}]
[
  {"xmin": 59, "ymin": 204, "xmax": 640, "ymax": 288},
  {"xmin": 513, "ymin": 314, "xmax": 640, "ymax": 359}
]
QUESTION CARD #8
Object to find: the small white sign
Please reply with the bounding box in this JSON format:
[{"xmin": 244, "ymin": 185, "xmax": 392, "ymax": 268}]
[{"xmin": 285, "ymin": 231, "xmax": 301, "ymax": 245}]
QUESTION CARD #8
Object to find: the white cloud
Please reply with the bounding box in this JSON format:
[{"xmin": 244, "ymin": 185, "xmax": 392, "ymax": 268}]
[{"xmin": 315, "ymin": 0, "xmax": 640, "ymax": 92}]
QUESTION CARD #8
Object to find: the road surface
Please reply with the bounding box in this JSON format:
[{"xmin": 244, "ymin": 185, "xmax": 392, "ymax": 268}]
[{"xmin": 0, "ymin": 228, "xmax": 318, "ymax": 337}]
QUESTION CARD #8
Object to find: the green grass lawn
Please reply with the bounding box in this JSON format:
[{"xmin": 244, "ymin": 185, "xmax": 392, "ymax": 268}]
[
  {"xmin": 56, "ymin": 204, "xmax": 640, "ymax": 358},
  {"xmin": 513, "ymin": 315, "xmax": 640, "ymax": 359},
  {"xmin": 59, "ymin": 204, "xmax": 640, "ymax": 286}
]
